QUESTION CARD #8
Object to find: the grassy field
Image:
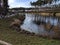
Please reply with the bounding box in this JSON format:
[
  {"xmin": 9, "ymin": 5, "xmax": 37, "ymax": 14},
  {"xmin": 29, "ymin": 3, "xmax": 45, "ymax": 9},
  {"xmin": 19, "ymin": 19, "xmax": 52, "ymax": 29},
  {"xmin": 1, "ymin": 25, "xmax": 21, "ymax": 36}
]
[
  {"xmin": 0, "ymin": 43, "xmax": 4, "ymax": 45},
  {"xmin": 0, "ymin": 44, "xmax": 3, "ymax": 45},
  {"xmin": 0, "ymin": 16, "xmax": 60, "ymax": 45}
]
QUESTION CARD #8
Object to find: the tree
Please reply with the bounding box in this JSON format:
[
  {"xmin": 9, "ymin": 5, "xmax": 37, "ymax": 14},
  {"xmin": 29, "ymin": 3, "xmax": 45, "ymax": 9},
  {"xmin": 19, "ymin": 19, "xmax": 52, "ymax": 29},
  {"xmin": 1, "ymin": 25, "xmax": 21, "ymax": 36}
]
[
  {"xmin": 30, "ymin": 0, "xmax": 53, "ymax": 8},
  {"xmin": 30, "ymin": 2, "xmax": 37, "ymax": 7},
  {"xmin": 30, "ymin": 0, "xmax": 44, "ymax": 8},
  {"xmin": 44, "ymin": 0, "xmax": 52, "ymax": 4}
]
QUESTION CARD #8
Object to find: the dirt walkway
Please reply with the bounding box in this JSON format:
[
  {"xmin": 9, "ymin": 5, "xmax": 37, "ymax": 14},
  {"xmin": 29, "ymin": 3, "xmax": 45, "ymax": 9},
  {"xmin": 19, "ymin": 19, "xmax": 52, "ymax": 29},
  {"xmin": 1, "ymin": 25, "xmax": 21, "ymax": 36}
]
[{"xmin": 0, "ymin": 40, "xmax": 12, "ymax": 45}]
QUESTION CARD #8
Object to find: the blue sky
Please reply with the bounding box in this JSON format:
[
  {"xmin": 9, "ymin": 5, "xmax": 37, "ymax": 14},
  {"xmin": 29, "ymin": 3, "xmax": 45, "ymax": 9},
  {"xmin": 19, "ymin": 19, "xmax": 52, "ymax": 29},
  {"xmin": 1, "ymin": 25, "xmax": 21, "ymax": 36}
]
[{"xmin": 8, "ymin": 0, "xmax": 37, "ymax": 8}]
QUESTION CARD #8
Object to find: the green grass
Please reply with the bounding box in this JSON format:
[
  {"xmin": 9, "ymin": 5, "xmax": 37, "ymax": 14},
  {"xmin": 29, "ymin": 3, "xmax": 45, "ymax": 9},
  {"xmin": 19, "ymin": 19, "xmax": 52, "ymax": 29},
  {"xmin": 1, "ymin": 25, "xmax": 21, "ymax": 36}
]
[
  {"xmin": 0, "ymin": 43, "xmax": 4, "ymax": 45},
  {"xmin": 0, "ymin": 17, "xmax": 60, "ymax": 45}
]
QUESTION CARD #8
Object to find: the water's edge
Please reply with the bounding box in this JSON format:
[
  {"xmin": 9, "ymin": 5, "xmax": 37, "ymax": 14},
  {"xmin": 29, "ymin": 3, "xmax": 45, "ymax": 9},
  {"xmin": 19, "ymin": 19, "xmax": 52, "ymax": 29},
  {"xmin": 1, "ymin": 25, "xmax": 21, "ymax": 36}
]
[{"xmin": 21, "ymin": 14, "xmax": 60, "ymax": 38}]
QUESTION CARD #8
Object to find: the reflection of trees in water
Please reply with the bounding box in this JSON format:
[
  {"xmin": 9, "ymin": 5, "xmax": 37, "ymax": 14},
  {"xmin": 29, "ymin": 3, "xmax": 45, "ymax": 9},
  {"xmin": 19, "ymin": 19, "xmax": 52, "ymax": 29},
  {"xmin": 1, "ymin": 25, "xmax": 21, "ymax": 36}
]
[
  {"xmin": 32, "ymin": 14, "xmax": 60, "ymax": 31},
  {"xmin": 22, "ymin": 14, "xmax": 60, "ymax": 38}
]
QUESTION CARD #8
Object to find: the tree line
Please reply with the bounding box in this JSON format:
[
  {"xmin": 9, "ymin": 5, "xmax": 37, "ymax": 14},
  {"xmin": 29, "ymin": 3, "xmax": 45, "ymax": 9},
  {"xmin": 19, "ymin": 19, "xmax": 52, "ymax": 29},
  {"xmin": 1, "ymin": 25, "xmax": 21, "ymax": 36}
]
[{"xmin": 30, "ymin": 0, "xmax": 58, "ymax": 7}]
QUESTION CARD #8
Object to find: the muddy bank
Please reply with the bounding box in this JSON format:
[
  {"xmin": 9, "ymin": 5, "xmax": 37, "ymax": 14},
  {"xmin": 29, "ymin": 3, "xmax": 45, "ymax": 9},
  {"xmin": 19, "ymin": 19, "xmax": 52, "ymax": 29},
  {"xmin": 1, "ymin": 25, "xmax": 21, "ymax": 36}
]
[{"xmin": 10, "ymin": 15, "xmax": 25, "ymax": 31}]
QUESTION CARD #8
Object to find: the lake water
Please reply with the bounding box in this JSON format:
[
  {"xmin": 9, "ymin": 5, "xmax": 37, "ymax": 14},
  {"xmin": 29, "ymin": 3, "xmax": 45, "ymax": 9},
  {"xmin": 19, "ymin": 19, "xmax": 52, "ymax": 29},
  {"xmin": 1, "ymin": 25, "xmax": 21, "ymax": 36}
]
[{"xmin": 21, "ymin": 13, "xmax": 60, "ymax": 37}]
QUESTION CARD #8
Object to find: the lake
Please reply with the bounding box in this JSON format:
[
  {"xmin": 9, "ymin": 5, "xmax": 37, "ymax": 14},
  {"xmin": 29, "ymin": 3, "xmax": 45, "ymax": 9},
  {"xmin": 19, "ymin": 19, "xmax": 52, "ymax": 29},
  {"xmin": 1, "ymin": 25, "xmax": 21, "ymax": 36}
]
[{"xmin": 21, "ymin": 13, "xmax": 60, "ymax": 38}]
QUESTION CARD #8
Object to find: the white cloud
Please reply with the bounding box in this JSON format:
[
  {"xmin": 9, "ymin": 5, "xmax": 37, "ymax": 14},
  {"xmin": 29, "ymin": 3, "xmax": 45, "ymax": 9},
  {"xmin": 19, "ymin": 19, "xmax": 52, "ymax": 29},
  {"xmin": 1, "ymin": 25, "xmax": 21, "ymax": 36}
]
[
  {"xmin": 8, "ymin": 0, "xmax": 15, "ymax": 8},
  {"xmin": 8, "ymin": 0, "xmax": 15, "ymax": 4},
  {"xmin": 8, "ymin": 0, "xmax": 37, "ymax": 8}
]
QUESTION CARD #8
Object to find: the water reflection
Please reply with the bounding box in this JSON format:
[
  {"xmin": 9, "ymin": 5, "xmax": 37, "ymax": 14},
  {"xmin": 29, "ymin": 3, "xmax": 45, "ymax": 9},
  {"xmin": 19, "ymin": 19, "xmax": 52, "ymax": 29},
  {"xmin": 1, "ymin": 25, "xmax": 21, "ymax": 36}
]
[{"xmin": 21, "ymin": 13, "xmax": 60, "ymax": 37}]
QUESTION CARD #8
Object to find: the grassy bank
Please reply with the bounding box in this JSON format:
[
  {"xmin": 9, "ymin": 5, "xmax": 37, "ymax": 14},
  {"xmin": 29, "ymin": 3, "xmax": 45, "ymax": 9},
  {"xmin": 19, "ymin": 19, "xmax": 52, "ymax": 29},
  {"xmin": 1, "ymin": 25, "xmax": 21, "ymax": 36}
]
[{"xmin": 0, "ymin": 16, "xmax": 60, "ymax": 45}]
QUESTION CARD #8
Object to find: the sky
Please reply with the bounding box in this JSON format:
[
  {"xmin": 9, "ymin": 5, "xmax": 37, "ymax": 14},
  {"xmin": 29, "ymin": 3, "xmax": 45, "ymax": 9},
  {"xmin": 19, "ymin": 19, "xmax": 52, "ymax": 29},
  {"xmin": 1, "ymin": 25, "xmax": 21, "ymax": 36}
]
[{"xmin": 8, "ymin": 0, "xmax": 37, "ymax": 8}]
